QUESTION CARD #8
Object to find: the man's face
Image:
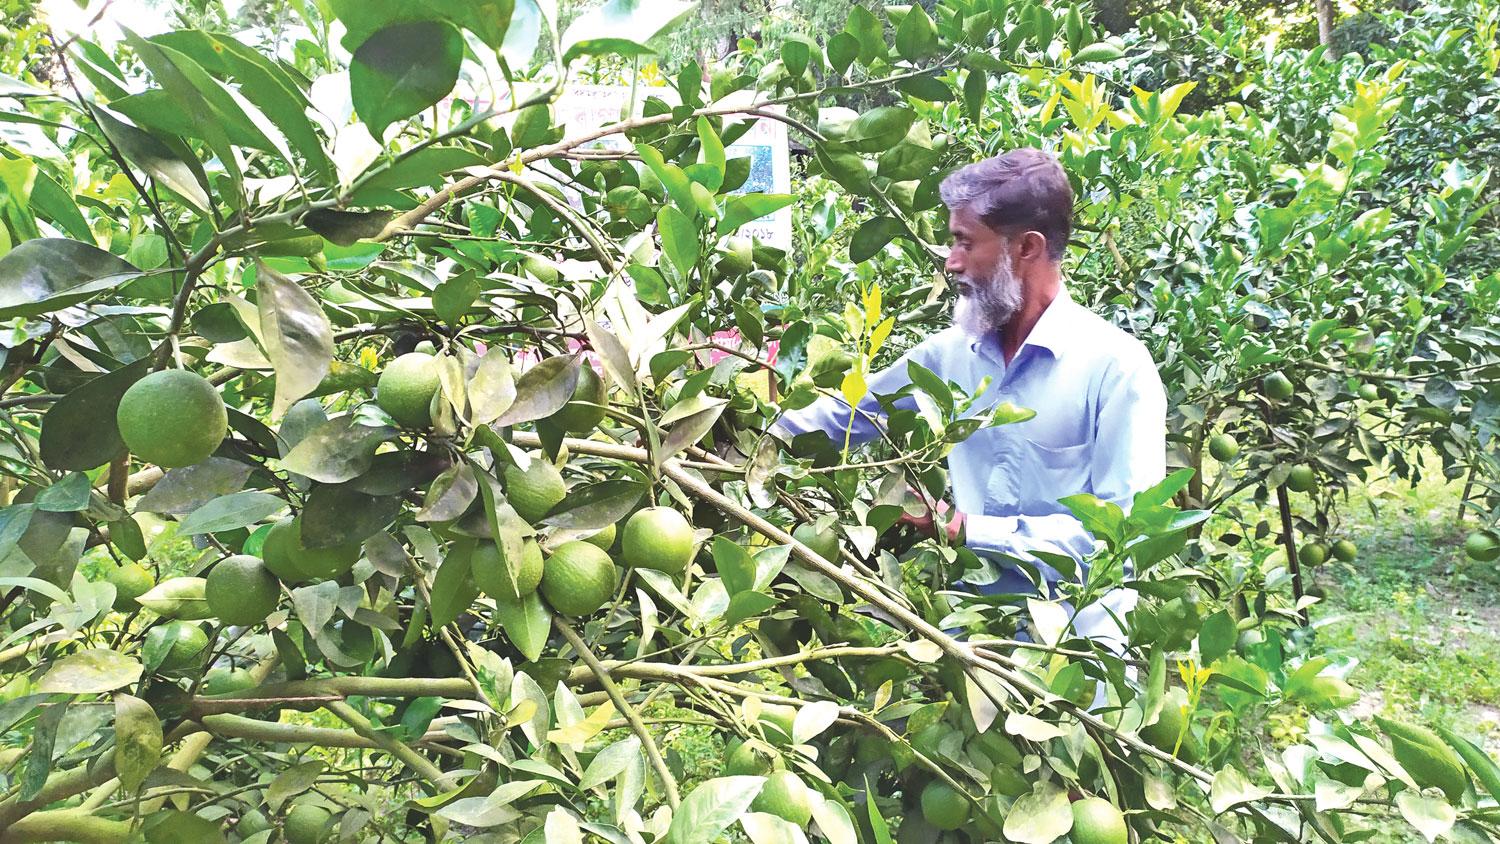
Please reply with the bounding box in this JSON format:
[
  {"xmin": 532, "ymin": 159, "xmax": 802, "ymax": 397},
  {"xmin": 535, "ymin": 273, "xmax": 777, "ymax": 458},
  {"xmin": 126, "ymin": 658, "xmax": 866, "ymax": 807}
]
[{"xmin": 946, "ymin": 207, "xmax": 1023, "ymax": 338}]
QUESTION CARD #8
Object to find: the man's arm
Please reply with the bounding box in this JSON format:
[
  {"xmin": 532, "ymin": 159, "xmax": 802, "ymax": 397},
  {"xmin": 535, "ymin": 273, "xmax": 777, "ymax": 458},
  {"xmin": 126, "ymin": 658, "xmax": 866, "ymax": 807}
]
[
  {"xmin": 771, "ymin": 348, "xmax": 926, "ymax": 445},
  {"xmin": 956, "ymin": 346, "xmax": 1168, "ymax": 572}
]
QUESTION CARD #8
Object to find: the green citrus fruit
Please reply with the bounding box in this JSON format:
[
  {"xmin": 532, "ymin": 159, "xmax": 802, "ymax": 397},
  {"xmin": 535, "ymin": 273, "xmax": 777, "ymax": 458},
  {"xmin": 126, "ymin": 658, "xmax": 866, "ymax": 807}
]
[
  {"xmin": 1286, "ymin": 465, "xmax": 1316, "ymax": 492},
  {"xmin": 539, "ymin": 542, "xmax": 617, "ymax": 616},
  {"xmin": 1208, "ymin": 433, "xmax": 1240, "ymax": 462},
  {"xmin": 473, "ymin": 539, "xmax": 543, "ymax": 602},
  {"xmin": 236, "ymin": 809, "xmax": 271, "ymax": 837},
  {"xmin": 105, "ymin": 562, "xmax": 154, "ymax": 612},
  {"xmin": 759, "ymin": 703, "xmax": 798, "ymax": 745},
  {"xmin": 117, "ymin": 369, "xmax": 228, "ymax": 468},
  {"xmin": 583, "ymin": 522, "xmax": 616, "ymax": 550},
  {"xmin": 1141, "ymin": 688, "xmax": 1200, "ymax": 763},
  {"xmin": 1071, "ymin": 797, "xmax": 1128, "ymax": 844},
  {"xmin": 991, "ymin": 763, "xmax": 1028, "ymax": 797},
  {"xmin": 148, "ymin": 621, "xmax": 208, "ymax": 670},
  {"xmin": 1331, "ymin": 539, "xmax": 1357, "ymax": 562},
  {"xmin": 1359, "ymin": 383, "xmax": 1380, "ymax": 401},
  {"xmin": 792, "ymin": 522, "xmax": 839, "ymax": 561},
  {"xmin": 1262, "ymin": 371, "xmax": 1295, "ymax": 401},
  {"xmin": 205, "ymin": 554, "xmax": 280, "ymax": 626},
  {"xmin": 202, "ymin": 666, "xmax": 257, "ymax": 696},
  {"xmin": 1375, "ymin": 716, "xmax": 1468, "ymax": 802},
  {"xmin": 283, "ymin": 801, "xmax": 333, "ymax": 844},
  {"xmin": 376, "ymin": 352, "xmax": 441, "ymax": 428},
  {"xmin": 503, "ymin": 459, "xmax": 566, "ymax": 524},
  {"xmin": 1464, "ymin": 530, "xmax": 1500, "ymax": 562},
  {"xmin": 751, "ymin": 770, "xmax": 813, "ymax": 826},
  {"xmin": 621, "ymin": 507, "xmax": 696, "ymax": 574},
  {"xmin": 919, "ymin": 781, "xmax": 970, "ymax": 831},
  {"xmin": 548, "ymin": 365, "xmax": 608, "ymax": 433},
  {"xmin": 1237, "ymin": 627, "xmax": 1266, "ymax": 652},
  {"xmin": 261, "ymin": 517, "xmax": 361, "ymax": 583},
  {"xmin": 724, "ymin": 738, "xmax": 776, "ymax": 776},
  {"xmin": 1299, "ymin": 542, "xmax": 1328, "ymax": 566},
  {"xmin": 412, "ymin": 340, "xmax": 437, "ymax": 355}
]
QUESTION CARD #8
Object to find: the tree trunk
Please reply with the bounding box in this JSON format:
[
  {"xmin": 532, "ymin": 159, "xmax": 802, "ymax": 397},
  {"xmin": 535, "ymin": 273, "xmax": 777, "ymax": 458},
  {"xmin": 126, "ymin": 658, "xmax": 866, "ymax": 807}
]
[{"xmin": 1315, "ymin": 0, "xmax": 1337, "ymax": 55}]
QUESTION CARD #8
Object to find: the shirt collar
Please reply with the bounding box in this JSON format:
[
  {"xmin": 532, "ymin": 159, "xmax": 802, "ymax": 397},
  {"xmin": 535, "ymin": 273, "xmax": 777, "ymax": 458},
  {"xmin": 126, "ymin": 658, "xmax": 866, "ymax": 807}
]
[{"xmin": 968, "ymin": 289, "xmax": 1075, "ymax": 360}]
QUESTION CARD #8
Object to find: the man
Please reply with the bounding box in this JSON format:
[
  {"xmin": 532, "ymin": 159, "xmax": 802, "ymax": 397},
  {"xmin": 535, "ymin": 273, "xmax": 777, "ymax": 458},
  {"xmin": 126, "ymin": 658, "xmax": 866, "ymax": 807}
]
[{"xmin": 774, "ymin": 148, "xmax": 1166, "ymax": 650}]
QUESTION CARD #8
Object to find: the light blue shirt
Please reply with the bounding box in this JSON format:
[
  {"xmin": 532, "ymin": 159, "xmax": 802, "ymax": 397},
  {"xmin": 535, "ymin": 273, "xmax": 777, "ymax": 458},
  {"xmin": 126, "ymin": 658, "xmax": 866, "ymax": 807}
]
[{"xmin": 775, "ymin": 290, "xmax": 1167, "ymax": 585}]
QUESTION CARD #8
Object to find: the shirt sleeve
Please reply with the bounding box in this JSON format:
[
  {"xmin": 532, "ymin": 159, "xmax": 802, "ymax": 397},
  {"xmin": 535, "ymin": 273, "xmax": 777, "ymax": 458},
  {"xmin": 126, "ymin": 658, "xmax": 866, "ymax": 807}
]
[
  {"xmin": 770, "ymin": 345, "xmax": 928, "ymax": 446},
  {"xmin": 963, "ymin": 343, "xmax": 1167, "ymax": 576}
]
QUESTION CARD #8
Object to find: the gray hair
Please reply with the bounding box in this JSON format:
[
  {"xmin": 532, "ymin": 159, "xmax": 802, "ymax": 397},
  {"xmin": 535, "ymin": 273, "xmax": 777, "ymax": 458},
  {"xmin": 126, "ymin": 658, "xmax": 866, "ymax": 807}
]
[{"xmin": 939, "ymin": 147, "xmax": 1075, "ymax": 261}]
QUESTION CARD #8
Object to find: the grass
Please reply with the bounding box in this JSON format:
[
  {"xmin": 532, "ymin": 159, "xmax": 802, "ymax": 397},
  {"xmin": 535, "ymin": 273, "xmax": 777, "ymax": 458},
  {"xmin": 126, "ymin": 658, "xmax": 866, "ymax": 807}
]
[{"xmin": 1308, "ymin": 457, "xmax": 1500, "ymax": 752}]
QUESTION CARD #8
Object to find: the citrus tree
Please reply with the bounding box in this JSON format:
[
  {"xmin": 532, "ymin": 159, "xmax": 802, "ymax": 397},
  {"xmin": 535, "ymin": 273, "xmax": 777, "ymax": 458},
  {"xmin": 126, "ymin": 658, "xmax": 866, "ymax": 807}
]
[{"xmin": 1, "ymin": 1, "xmax": 1500, "ymax": 843}]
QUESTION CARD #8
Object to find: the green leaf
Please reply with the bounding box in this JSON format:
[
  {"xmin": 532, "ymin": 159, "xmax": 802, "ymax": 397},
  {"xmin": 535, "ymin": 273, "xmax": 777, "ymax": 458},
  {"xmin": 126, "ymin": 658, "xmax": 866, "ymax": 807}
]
[
  {"xmin": 720, "ymin": 193, "xmax": 794, "ymax": 235},
  {"xmin": 657, "ymin": 206, "xmax": 699, "ymax": 283},
  {"xmin": 29, "ymin": 170, "xmax": 92, "ymax": 242},
  {"xmin": 0, "ymin": 505, "xmax": 35, "ymax": 560},
  {"xmin": 142, "ymin": 811, "xmax": 225, "ymax": 844},
  {"xmin": 417, "ymin": 463, "xmax": 479, "ymax": 522},
  {"xmin": 301, "ymin": 484, "xmax": 400, "ymax": 548},
  {"xmin": 178, "ymin": 491, "xmax": 287, "ymax": 536},
  {"xmin": 87, "ymin": 104, "xmax": 211, "ymax": 214},
  {"xmin": 38, "ymin": 649, "xmax": 143, "ymax": 694},
  {"xmin": 136, "ymin": 458, "xmax": 254, "ymax": 515},
  {"xmin": 0, "ymin": 238, "xmax": 142, "ymax": 320},
  {"xmin": 267, "ymin": 760, "xmax": 326, "ymax": 811},
  {"xmin": 21, "ymin": 703, "xmax": 64, "ymax": 800},
  {"xmin": 137, "ymin": 577, "xmax": 211, "ymax": 619},
  {"xmin": 712, "ymin": 536, "xmax": 755, "ymax": 595},
  {"xmin": 468, "ymin": 348, "xmax": 517, "ymax": 425},
  {"xmin": 850, "ymin": 217, "xmax": 907, "ymax": 263},
  {"xmin": 1072, "ymin": 41, "xmax": 1126, "ymax": 63},
  {"xmin": 635, "ymin": 143, "xmax": 696, "ymax": 213},
  {"xmin": 434, "ymin": 270, "xmax": 480, "ymax": 325},
  {"xmin": 656, "ymin": 402, "xmax": 726, "ymax": 469},
  {"xmin": 1198, "ymin": 609, "xmax": 1236, "ymax": 666},
  {"xmin": 494, "ymin": 356, "xmax": 579, "ymax": 428},
  {"xmin": 1003, "ymin": 781, "xmax": 1073, "ymax": 844},
  {"xmin": 894, "ymin": 2, "xmax": 937, "ymax": 61},
  {"xmin": 256, "ymin": 265, "xmax": 335, "ymax": 419},
  {"xmin": 843, "ymin": 106, "xmax": 915, "ymax": 153},
  {"xmin": 541, "ymin": 480, "xmax": 644, "ymax": 530},
  {"xmin": 494, "ymin": 590, "xmax": 551, "ymax": 662},
  {"xmin": 35, "ymin": 473, "xmax": 91, "ymax": 513},
  {"xmin": 114, "ymin": 694, "xmax": 163, "ymax": 792},
  {"xmin": 1437, "ymin": 726, "xmax": 1500, "ymax": 805},
  {"xmin": 39, "ymin": 358, "xmax": 150, "ymax": 472},
  {"xmin": 301, "ymin": 209, "xmax": 392, "ymax": 246},
  {"xmin": 280, "ymin": 417, "xmax": 398, "ymax": 484},
  {"xmin": 351, "ymin": 21, "xmax": 464, "ymax": 142},
  {"xmin": 430, "ymin": 539, "xmax": 479, "ymax": 628},
  {"xmin": 560, "ymin": 0, "xmax": 698, "ymax": 64},
  {"xmin": 665, "ymin": 776, "xmax": 766, "ymax": 844},
  {"xmin": 1209, "ymin": 766, "xmax": 1272, "ymax": 814},
  {"xmin": 122, "ymin": 29, "xmax": 245, "ymax": 186}
]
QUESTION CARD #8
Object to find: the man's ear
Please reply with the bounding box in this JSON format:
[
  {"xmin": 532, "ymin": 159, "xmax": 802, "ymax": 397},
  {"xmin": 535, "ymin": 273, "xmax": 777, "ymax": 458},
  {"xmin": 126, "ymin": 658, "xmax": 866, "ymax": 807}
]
[{"xmin": 1017, "ymin": 230, "xmax": 1048, "ymax": 262}]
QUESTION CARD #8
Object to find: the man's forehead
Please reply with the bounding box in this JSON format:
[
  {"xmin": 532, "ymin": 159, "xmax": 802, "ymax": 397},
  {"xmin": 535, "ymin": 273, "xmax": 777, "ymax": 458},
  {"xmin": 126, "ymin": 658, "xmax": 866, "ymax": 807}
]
[{"xmin": 948, "ymin": 206, "xmax": 982, "ymax": 233}]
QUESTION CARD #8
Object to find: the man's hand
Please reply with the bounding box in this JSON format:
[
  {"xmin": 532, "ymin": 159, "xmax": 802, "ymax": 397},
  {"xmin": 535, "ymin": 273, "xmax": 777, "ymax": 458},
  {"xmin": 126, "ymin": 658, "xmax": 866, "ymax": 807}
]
[{"xmin": 898, "ymin": 496, "xmax": 966, "ymax": 543}]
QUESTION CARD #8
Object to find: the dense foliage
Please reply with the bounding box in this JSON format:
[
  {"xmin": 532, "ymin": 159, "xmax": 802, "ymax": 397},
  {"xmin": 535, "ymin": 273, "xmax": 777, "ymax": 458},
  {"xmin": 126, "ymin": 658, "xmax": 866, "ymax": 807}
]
[{"xmin": 0, "ymin": 1, "xmax": 1497, "ymax": 843}]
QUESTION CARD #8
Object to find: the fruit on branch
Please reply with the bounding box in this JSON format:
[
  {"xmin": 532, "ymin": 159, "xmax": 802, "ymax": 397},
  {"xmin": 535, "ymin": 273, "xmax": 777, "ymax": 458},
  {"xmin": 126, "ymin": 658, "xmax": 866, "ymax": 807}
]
[
  {"xmin": 724, "ymin": 738, "xmax": 776, "ymax": 776},
  {"xmin": 792, "ymin": 521, "xmax": 840, "ymax": 562},
  {"xmin": 1299, "ymin": 542, "xmax": 1328, "ymax": 567},
  {"xmin": 262, "ymin": 516, "xmax": 361, "ymax": 583},
  {"xmin": 621, "ymin": 506, "xmax": 696, "ymax": 574},
  {"xmin": 205, "ymin": 554, "xmax": 280, "ymax": 626},
  {"xmin": 539, "ymin": 541, "xmax": 617, "ymax": 617},
  {"xmin": 502, "ymin": 458, "xmax": 566, "ymax": 524},
  {"xmin": 919, "ymin": 781, "xmax": 970, "ymax": 831},
  {"xmin": 1331, "ymin": 539, "xmax": 1357, "ymax": 562},
  {"xmin": 473, "ymin": 539, "xmax": 544, "ymax": 602},
  {"xmin": 117, "ymin": 369, "xmax": 228, "ymax": 468},
  {"xmin": 1140, "ymin": 687, "xmax": 1201, "ymax": 764},
  {"xmin": 1262, "ymin": 371, "xmax": 1295, "ymax": 402},
  {"xmin": 582, "ymin": 522, "xmax": 616, "ymax": 550},
  {"xmin": 201, "ymin": 666, "xmax": 257, "ymax": 696},
  {"xmin": 549, "ymin": 364, "xmax": 608, "ymax": 433},
  {"xmin": 1286, "ymin": 465, "xmax": 1316, "ymax": 492},
  {"xmin": 147, "ymin": 621, "xmax": 209, "ymax": 670},
  {"xmin": 1070, "ymin": 797, "xmax": 1129, "ymax": 844},
  {"xmin": 1464, "ymin": 529, "xmax": 1500, "ymax": 562},
  {"xmin": 1359, "ymin": 382, "xmax": 1380, "ymax": 401},
  {"xmin": 751, "ymin": 770, "xmax": 814, "ymax": 826},
  {"xmin": 105, "ymin": 562, "xmax": 154, "ymax": 612},
  {"xmin": 282, "ymin": 801, "xmax": 334, "ymax": 844},
  {"xmin": 376, "ymin": 352, "xmax": 441, "ymax": 428},
  {"xmin": 1208, "ymin": 433, "xmax": 1239, "ymax": 462},
  {"xmin": 759, "ymin": 703, "xmax": 799, "ymax": 746}
]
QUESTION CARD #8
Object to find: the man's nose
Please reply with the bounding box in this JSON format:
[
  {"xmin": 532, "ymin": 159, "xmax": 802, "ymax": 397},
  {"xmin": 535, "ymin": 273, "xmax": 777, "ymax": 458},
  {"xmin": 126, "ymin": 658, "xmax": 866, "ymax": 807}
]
[{"xmin": 943, "ymin": 249, "xmax": 962, "ymax": 275}]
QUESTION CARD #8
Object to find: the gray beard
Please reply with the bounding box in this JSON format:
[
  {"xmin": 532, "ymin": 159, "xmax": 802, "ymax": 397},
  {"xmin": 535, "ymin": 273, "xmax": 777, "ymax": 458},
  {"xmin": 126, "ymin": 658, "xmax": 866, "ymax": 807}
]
[{"xmin": 953, "ymin": 253, "xmax": 1022, "ymax": 340}]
